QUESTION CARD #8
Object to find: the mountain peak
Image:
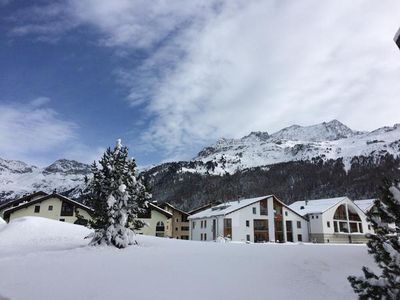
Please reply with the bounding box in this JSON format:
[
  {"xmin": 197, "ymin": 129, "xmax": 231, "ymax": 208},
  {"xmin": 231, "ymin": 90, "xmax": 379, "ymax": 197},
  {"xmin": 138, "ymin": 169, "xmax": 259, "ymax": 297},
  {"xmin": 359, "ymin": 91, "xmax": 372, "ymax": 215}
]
[
  {"xmin": 43, "ymin": 159, "xmax": 90, "ymax": 175},
  {"xmin": 270, "ymin": 120, "xmax": 355, "ymax": 142}
]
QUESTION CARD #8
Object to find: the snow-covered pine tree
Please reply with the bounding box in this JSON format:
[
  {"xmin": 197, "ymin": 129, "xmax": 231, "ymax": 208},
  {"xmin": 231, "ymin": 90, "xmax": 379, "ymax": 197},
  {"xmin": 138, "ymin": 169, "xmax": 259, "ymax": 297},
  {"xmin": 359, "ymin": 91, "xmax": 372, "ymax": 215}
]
[
  {"xmin": 83, "ymin": 139, "xmax": 151, "ymax": 248},
  {"xmin": 348, "ymin": 179, "xmax": 400, "ymax": 299}
]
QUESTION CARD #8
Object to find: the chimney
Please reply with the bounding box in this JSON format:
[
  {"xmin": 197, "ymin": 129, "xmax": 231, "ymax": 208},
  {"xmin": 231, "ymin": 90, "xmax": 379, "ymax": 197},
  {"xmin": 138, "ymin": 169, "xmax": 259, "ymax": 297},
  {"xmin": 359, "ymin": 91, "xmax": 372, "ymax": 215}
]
[{"xmin": 53, "ymin": 189, "xmax": 57, "ymax": 194}]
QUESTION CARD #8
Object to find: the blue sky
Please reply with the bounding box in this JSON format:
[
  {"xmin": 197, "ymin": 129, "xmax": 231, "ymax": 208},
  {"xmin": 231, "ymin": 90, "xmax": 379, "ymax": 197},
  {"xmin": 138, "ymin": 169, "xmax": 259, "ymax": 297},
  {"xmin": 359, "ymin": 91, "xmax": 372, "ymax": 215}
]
[{"xmin": 1, "ymin": 0, "xmax": 400, "ymax": 167}]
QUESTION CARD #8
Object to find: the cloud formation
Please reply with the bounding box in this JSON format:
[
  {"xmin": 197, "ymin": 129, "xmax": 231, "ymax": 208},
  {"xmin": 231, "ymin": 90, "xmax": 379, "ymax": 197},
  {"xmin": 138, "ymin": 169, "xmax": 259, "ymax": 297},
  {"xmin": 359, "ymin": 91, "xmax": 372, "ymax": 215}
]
[
  {"xmin": 0, "ymin": 99, "xmax": 99, "ymax": 166},
  {"xmin": 7, "ymin": 0, "xmax": 400, "ymax": 161}
]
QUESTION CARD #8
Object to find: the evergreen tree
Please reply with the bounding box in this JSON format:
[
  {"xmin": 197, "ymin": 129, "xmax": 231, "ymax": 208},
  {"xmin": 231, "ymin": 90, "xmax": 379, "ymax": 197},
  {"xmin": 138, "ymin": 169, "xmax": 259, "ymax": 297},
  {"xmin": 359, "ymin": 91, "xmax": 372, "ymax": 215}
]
[
  {"xmin": 348, "ymin": 179, "xmax": 400, "ymax": 299},
  {"xmin": 83, "ymin": 139, "xmax": 151, "ymax": 248}
]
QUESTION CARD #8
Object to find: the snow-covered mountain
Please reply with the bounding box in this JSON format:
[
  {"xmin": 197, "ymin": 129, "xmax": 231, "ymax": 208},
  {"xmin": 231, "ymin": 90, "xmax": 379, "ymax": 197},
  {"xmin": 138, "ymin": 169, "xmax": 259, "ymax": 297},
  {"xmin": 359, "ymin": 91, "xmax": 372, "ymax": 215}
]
[
  {"xmin": 194, "ymin": 120, "xmax": 400, "ymax": 174},
  {"xmin": 0, "ymin": 158, "xmax": 89, "ymax": 201},
  {"xmin": 1, "ymin": 120, "xmax": 399, "ymax": 203}
]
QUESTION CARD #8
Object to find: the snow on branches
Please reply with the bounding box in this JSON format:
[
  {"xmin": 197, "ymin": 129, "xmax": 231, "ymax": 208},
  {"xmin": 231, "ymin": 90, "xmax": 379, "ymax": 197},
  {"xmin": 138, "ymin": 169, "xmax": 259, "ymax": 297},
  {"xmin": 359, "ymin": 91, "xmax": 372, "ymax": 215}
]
[
  {"xmin": 83, "ymin": 139, "xmax": 151, "ymax": 248},
  {"xmin": 348, "ymin": 179, "xmax": 400, "ymax": 299}
]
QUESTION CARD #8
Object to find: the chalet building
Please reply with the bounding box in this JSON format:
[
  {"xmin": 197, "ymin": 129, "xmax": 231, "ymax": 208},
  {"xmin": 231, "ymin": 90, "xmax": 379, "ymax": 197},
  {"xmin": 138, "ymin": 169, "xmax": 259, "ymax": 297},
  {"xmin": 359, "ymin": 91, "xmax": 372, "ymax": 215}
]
[
  {"xmin": 0, "ymin": 191, "xmax": 48, "ymax": 219},
  {"xmin": 189, "ymin": 195, "xmax": 309, "ymax": 243},
  {"xmin": 1, "ymin": 191, "xmax": 173, "ymax": 238},
  {"xmin": 162, "ymin": 203, "xmax": 190, "ymax": 239},
  {"xmin": 1, "ymin": 192, "xmax": 93, "ymax": 224},
  {"xmin": 137, "ymin": 203, "xmax": 172, "ymax": 237},
  {"xmin": 289, "ymin": 197, "xmax": 374, "ymax": 243}
]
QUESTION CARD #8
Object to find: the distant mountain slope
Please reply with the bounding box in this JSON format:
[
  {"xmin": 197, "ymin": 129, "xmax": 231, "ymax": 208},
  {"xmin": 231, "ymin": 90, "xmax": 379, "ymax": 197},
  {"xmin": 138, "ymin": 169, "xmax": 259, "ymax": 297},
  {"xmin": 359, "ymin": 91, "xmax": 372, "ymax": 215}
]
[
  {"xmin": 194, "ymin": 120, "xmax": 400, "ymax": 174},
  {"xmin": 0, "ymin": 158, "xmax": 89, "ymax": 201},
  {"xmin": 1, "ymin": 120, "xmax": 399, "ymax": 209}
]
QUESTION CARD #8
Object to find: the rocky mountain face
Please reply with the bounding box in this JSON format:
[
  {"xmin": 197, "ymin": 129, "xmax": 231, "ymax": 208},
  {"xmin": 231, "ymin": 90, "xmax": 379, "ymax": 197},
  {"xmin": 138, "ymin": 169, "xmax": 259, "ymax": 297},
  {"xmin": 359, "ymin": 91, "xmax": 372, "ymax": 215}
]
[{"xmin": 1, "ymin": 120, "xmax": 400, "ymax": 210}]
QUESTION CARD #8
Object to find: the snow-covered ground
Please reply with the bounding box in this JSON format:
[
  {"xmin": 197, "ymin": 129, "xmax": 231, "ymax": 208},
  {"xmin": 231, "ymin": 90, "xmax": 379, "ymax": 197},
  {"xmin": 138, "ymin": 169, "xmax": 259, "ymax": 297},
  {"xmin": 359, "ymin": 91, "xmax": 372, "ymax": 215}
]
[{"xmin": 0, "ymin": 217, "xmax": 375, "ymax": 300}]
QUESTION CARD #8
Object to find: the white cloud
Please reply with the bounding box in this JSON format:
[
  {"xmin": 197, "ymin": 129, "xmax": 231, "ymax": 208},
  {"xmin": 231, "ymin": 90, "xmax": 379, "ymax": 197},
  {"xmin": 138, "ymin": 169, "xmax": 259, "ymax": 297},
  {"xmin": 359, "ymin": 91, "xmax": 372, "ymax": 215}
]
[
  {"xmin": 8, "ymin": 0, "xmax": 400, "ymax": 161},
  {"xmin": 0, "ymin": 100, "xmax": 98, "ymax": 166}
]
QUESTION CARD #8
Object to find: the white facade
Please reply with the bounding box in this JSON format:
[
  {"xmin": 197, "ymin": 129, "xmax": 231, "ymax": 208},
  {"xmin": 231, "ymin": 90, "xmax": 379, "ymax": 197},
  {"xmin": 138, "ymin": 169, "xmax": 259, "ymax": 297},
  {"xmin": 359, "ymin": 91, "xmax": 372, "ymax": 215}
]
[
  {"xmin": 189, "ymin": 195, "xmax": 308, "ymax": 243},
  {"xmin": 290, "ymin": 197, "xmax": 374, "ymax": 243}
]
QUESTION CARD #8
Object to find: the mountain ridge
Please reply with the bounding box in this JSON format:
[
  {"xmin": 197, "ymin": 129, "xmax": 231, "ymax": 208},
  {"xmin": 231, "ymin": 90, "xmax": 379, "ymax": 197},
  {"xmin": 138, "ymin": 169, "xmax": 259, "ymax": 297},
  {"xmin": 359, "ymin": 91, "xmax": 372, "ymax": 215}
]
[{"xmin": 1, "ymin": 120, "xmax": 399, "ymax": 207}]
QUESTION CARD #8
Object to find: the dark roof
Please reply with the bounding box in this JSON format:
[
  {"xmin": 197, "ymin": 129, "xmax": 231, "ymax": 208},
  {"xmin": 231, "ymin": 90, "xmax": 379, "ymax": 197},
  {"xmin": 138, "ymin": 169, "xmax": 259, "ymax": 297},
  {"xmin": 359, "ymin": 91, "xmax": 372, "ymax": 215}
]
[
  {"xmin": 161, "ymin": 202, "xmax": 189, "ymax": 216},
  {"xmin": 0, "ymin": 191, "xmax": 48, "ymax": 211},
  {"xmin": 188, "ymin": 203, "xmax": 213, "ymax": 215},
  {"xmin": 148, "ymin": 203, "xmax": 173, "ymax": 218},
  {"xmin": 3, "ymin": 193, "xmax": 93, "ymax": 219}
]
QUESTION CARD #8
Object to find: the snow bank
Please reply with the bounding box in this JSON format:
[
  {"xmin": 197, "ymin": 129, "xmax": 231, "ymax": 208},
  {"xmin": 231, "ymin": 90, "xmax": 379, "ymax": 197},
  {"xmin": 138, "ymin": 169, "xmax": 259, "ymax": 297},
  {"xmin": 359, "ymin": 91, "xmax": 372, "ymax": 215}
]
[
  {"xmin": 0, "ymin": 218, "xmax": 376, "ymax": 300},
  {"xmin": 0, "ymin": 216, "xmax": 91, "ymax": 255}
]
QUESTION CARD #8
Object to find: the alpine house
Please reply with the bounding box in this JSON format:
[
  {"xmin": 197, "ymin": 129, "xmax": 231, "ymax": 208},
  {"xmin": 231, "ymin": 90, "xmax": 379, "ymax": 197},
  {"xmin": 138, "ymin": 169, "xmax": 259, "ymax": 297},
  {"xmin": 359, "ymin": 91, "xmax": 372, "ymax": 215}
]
[
  {"xmin": 188, "ymin": 195, "xmax": 309, "ymax": 243},
  {"xmin": 289, "ymin": 196, "xmax": 374, "ymax": 243}
]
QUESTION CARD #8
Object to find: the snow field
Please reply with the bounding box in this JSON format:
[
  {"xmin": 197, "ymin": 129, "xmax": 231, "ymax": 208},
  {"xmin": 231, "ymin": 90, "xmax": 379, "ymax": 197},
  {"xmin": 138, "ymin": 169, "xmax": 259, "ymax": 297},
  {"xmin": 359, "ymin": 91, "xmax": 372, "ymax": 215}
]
[{"xmin": 0, "ymin": 217, "xmax": 376, "ymax": 300}]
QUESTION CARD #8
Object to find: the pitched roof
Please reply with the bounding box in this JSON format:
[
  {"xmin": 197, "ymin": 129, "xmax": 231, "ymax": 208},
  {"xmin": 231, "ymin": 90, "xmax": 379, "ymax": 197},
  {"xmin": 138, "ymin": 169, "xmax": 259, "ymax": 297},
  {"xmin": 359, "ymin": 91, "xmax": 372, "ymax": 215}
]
[
  {"xmin": 188, "ymin": 203, "xmax": 213, "ymax": 215},
  {"xmin": 0, "ymin": 191, "xmax": 48, "ymax": 211},
  {"xmin": 161, "ymin": 203, "xmax": 189, "ymax": 216},
  {"xmin": 289, "ymin": 196, "xmax": 349, "ymax": 216},
  {"xmin": 189, "ymin": 195, "xmax": 308, "ymax": 220},
  {"xmin": 148, "ymin": 203, "xmax": 173, "ymax": 218},
  {"xmin": 3, "ymin": 193, "xmax": 93, "ymax": 219},
  {"xmin": 354, "ymin": 199, "xmax": 376, "ymax": 213}
]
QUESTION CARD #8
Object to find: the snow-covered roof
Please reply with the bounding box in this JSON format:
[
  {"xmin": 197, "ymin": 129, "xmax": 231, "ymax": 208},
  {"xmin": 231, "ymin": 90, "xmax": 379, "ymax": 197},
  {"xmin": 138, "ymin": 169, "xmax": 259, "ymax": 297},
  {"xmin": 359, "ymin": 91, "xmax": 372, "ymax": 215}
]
[
  {"xmin": 189, "ymin": 195, "xmax": 272, "ymax": 219},
  {"xmin": 289, "ymin": 197, "xmax": 348, "ymax": 216},
  {"xmin": 353, "ymin": 199, "xmax": 376, "ymax": 213}
]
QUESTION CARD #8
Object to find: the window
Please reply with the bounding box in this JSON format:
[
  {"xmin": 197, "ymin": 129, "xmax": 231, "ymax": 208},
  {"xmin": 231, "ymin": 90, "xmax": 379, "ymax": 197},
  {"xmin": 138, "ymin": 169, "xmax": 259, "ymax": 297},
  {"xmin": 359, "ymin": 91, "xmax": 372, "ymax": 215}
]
[
  {"xmin": 176, "ymin": 218, "xmax": 179, "ymax": 222},
  {"xmin": 34, "ymin": 205, "xmax": 40, "ymax": 213},
  {"xmin": 192, "ymin": 221, "xmax": 196, "ymax": 229},
  {"xmin": 59, "ymin": 218, "xmax": 65, "ymax": 222},
  {"xmin": 200, "ymin": 233, "xmax": 203, "ymax": 240},
  {"xmin": 327, "ymin": 221, "xmax": 330, "ymax": 228},
  {"xmin": 254, "ymin": 219, "xmax": 268, "ymax": 231},
  {"xmin": 181, "ymin": 226, "xmax": 189, "ymax": 231},
  {"xmin": 204, "ymin": 233, "xmax": 207, "ymax": 240},
  {"xmin": 358, "ymin": 223, "xmax": 363, "ymax": 233},
  {"xmin": 246, "ymin": 220, "xmax": 250, "ymax": 227},
  {"xmin": 175, "ymin": 227, "xmax": 178, "ymax": 231},
  {"xmin": 311, "ymin": 215, "xmax": 314, "ymax": 219},
  {"xmin": 273, "ymin": 200, "xmax": 283, "ymax": 216},
  {"xmin": 224, "ymin": 218, "xmax": 232, "ymax": 238},
  {"xmin": 316, "ymin": 215, "xmax": 319, "ymax": 219},
  {"xmin": 285, "ymin": 211, "xmax": 288, "ymax": 216},
  {"xmin": 368, "ymin": 225, "xmax": 371, "ymax": 230},
  {"xmin": 334, "ymin": 221, "xmax": 339, "ymax": 233},
  {"xmin": 60, "ymin": 201, "xmax": 74, "ymax": 217},
  {"xmin": 181, "ymin": 235, "xmax": 189, "ymax": 240},
  {"xmin": 260, "ymin": 200, "xmax": 268, "ymax": 215},
  {"xmin": 297, "ymin": 234, "xmax": 302, "ymax": 242},
  {"xmin": 246, "ymin": 234, "xmax": 250, "ymax": 242},
  {"xmin": 297, "ymin": 221, "xmax": 301, "ymax": 229},
  {"xmin": 350, "ymin": 222, "xmax": 359, "ymax": 233},
  {"xmin": 339, "ymin": 222, "xmax": 348, "ymax": 233},
  {"xmin": 334, "ymin": 205, "xmax": 347, "ymax": 220},
  {"xmin": 201, "ymin": 221, "xmax": 203, "ymax": 228},
  {"xmin": 156, "ymin": 221, "xmax": 165, "ymax": 232},
  {"xmin": 48, "ymin": 205, "xmax": 53, "ymax": 211},
  {"xmin": 204, "ymin": 220, "xmax": 207, "ymax": 228},
  {"xmin": 252, "ymin": 207, "xmax": 257, "ymax": 214}
]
